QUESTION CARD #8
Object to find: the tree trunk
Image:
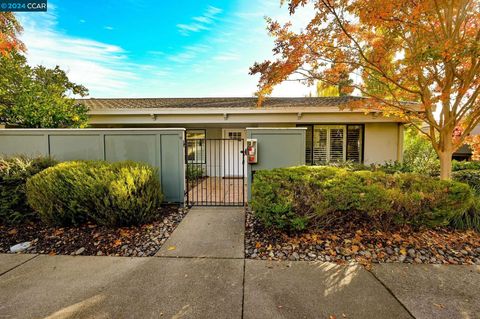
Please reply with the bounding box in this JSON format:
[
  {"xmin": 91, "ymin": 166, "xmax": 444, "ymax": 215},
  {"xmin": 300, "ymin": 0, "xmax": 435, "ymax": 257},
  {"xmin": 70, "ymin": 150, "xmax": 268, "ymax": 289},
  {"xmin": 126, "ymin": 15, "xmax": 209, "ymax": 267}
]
[{"xmin": 439, "ymin": 151, "xmax": 453, "ymax": 180}]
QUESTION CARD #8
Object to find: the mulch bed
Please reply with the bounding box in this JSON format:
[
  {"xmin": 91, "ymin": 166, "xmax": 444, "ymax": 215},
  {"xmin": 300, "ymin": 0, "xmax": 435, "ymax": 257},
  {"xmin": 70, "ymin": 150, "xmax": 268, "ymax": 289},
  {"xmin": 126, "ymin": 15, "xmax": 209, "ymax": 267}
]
[
  {"xmin": 245, "ymin": 209, "xmax": 480, "ymax": 268},
  {"xmin": 0, "ymin": 206, "xmax": 187, "ymax": 257}
]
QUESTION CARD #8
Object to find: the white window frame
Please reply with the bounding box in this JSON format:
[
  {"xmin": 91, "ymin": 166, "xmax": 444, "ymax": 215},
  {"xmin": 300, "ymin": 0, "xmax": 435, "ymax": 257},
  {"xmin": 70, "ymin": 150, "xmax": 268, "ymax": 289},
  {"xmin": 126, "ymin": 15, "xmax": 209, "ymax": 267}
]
[
  {"xmin": 186, "ymin": 129, "xmax": 206, "ymax": 164},
  {"xmin": 313, "ymin": 125, "xmax": 347, "ymax": 163}
]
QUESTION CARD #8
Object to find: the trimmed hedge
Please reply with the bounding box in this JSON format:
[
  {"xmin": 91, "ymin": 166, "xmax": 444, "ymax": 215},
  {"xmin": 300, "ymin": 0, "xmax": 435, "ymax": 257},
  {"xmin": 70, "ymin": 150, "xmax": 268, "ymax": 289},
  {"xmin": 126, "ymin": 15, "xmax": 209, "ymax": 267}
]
[
  {"xmin": 251, "ymin": 166, "xmax": 474, "ymax": 232},
  {"xmin": 0, "ymin": 156, "xmax": 57, "ymax": 224},
  {"xmin": 27, "ymin": 160, "xmax": 163, "ymax": 226}
]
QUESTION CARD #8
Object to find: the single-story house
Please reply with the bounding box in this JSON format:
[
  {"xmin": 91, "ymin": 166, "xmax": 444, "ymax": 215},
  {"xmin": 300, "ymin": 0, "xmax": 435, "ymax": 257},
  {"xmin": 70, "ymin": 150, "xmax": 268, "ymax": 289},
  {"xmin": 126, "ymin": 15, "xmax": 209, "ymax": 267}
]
[
  {"xmin": 452, "ymin": 125, "xmax": 480, "ymax": 161},
  {"xmin": 0, "ymin": 96, "xmax": 409, "ymax": 206},
  {"xmin": 81, "ymin": 96, "xmax": 406, "ymax": 170}
]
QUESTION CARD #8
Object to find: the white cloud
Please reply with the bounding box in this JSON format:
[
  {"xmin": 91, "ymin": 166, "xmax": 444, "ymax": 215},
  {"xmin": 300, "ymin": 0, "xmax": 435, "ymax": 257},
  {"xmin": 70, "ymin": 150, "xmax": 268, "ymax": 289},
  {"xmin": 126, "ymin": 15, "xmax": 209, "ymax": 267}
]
[
  {"xmin": 177, "ymin": 5, "xmax": 222, "ymax": 36},
  {"xmin": 17, "ymin": 8, "xmax": 139, "ymax": 96},
  {"xmin": 213, "ymin": 52, "xmax": 240, "ymax": 61},
  {"xmin": 104, "ymin": 26, "xmax": 114, "ymax": 30},
  {"xmin": 168, "ymin": 43, "xmax": 210, "ymax": 63},
  {"xmin": 15, "ymin": 1, "xmax": 316, "ymax": 98}
]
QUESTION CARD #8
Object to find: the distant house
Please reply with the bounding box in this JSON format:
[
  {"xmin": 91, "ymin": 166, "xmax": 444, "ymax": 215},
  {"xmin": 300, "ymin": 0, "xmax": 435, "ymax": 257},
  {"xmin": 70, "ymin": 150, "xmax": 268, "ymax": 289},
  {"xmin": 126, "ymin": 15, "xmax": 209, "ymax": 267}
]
[
  {"xmin": 80, "ymin": 96, "xmax": 407, "ymax": 168},
  {"xmin": 452, "ymin": 125, "xmax": 480, "ymax": 161}
]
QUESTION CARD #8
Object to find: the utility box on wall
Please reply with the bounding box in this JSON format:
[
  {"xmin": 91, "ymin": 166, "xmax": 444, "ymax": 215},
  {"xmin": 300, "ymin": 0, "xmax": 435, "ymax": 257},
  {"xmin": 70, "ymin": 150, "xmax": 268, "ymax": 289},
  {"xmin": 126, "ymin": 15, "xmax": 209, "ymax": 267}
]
[
  {"xmin": 246, "ymin": 139, "xmax": 258, "ymax": 164},
  {"xmin": 246, "ymin": 127, "xmax": 307, "ymax": 200}
]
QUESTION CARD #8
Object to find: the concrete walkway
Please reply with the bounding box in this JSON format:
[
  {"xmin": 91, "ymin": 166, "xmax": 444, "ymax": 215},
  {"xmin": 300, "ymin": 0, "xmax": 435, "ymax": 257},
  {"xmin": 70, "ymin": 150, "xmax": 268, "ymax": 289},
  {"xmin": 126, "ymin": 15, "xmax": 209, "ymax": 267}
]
[
  {"xmin": 1, "ymin": 207, "xmax": 479, "ymax": 319},
  {"xmin": 156, "ymin": 207, "xmax": 244, "ymax": 258}
]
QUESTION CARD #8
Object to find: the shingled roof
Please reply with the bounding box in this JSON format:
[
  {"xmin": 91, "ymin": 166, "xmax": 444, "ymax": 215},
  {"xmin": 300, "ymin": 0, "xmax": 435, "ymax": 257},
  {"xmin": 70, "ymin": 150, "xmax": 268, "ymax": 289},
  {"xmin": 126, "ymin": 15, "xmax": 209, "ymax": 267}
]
[{"xmin": 79, "ymin": 96, "xmax": 365, "ymax": 110}]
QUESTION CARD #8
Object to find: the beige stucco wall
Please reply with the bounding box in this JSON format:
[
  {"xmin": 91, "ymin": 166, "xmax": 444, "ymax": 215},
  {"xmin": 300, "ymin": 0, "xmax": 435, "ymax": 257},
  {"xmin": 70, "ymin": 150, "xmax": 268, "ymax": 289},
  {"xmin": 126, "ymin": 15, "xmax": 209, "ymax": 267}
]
[
  {"xmin": 364, "ymin": 123, "xmax": 403, "ymax": 165},
  {"xmin": 89, "ymin": 112, "xmax": 401, "ymax": 126}
]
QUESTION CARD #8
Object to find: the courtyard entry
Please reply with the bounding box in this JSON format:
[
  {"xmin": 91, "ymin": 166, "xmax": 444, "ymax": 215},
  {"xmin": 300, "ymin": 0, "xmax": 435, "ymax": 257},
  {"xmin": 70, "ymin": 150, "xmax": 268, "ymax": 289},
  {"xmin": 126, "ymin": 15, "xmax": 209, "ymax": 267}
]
[{"xmin": 185, "ymin": 130, "xmax": 246, "ymax": 206}]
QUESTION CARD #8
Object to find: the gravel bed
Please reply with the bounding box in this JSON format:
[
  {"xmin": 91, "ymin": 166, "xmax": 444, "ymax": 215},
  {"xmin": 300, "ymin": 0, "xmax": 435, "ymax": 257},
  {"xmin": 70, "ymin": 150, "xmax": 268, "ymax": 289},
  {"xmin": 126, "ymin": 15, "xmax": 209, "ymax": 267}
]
[
  {"xmin": 245, "ymin": 209, "xmax": 480, "ymax": 267},
  {"xmin": 0, "ymin": 206, "xmax": 187, "ymax": 257}
]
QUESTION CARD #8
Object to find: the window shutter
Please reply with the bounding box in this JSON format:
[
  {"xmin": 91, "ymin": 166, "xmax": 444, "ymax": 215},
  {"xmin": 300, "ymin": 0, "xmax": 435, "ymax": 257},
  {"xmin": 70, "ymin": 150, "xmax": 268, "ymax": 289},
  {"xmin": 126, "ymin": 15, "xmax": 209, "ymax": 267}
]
[
  {"xmin": 313, "ymin": 127, "xmax": 328, "ymax": 164},
  {"xmin": 329, "ymin": 128, "xmax": 345, "ymax": 162},
  {"xmin": 346, "ymin": 125, "xmax": 362, "ymax": 163}
]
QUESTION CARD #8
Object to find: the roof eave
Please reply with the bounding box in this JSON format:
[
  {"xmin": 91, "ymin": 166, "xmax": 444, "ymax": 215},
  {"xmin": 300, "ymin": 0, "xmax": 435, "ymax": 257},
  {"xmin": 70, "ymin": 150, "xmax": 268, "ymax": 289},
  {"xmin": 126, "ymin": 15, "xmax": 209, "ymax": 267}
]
[{"xmin": 88, "ymin": 106, "xmax": 379, "ymax": 116}]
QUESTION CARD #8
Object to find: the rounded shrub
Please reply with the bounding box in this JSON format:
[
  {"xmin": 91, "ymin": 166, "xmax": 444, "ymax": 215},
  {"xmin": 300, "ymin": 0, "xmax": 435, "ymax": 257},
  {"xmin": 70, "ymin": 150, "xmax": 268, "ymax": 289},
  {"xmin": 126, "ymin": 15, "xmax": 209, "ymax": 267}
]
[
  {"xmin": 26, "ymin": 160, "xmax": 163, "ymax": 226},
  {"xmin": 0, "ymin": 156, "xmax": 57, "ymax": 224},
  {"xmin": 251, "ymin": 166, "xmax": 475, "ymax": 232}
]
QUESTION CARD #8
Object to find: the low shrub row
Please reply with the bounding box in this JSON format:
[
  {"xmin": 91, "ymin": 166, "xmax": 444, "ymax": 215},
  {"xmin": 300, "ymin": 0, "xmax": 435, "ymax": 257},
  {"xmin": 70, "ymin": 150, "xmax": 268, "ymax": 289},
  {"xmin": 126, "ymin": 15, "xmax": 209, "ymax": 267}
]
[
  {"xmin": 27, "ymin": 160, "xmax": 163, "ymax": 226},
  {"xmin": 0, "ymin": 156, "xmax": 57, "ymax": 224},
  {"xmin": 327, "ymin": 159, "xmax": 480, "ymax": 177},
  {"xmin": 251, "ymin": 166, "xmax": 476, "ymax": 232}
]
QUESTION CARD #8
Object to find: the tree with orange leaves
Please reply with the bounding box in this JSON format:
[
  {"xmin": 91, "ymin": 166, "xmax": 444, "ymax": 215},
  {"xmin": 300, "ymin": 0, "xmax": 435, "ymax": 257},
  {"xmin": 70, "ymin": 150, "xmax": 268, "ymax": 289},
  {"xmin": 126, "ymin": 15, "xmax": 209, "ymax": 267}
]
[
  {"xmin": 0, "ymin": 13, "xmax": 25, "ymax": 55},
  {"xmin": 250, "ymin": 0, "xmax": 480, "ymax": 179}
]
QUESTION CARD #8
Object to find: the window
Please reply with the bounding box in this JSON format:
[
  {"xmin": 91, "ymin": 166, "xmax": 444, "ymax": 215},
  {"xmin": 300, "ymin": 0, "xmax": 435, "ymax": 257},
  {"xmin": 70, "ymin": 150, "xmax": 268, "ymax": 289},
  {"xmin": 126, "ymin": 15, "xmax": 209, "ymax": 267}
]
[
  {"xmin": 302, "ymin": 124, "xmax": 363, "ymax": 164},
  {"xmin": 346, "ymin": 125, "xmax": 363, "ymax": 162},
  {"xmin": 186, "ymin": 129, "xmax": 206, "ymax": 164},
  {"xmin": 313, "ymin": 125, "xmax": 346, "ymax": 163},
  {"xmin": 227, "ymin": 131, "xmax": 242, "ymax": 140}
]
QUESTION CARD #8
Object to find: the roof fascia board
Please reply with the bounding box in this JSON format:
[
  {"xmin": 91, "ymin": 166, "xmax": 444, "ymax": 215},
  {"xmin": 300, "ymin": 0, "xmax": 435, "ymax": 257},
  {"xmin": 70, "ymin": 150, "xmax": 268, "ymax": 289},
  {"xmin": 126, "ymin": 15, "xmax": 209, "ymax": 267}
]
[{"xmin": 88, "ymin": 107, "xmax": 374, "ymax": 115}]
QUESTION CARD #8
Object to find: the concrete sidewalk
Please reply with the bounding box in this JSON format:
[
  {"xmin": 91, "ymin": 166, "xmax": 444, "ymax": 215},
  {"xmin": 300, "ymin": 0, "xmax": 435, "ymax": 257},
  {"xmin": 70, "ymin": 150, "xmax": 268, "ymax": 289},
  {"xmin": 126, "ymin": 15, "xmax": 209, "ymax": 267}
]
[
  {"xmin": 156, "ymin": 207, "xmax": 245, "ymax": 258},
  {"xmin": 1, "ymin": 207, "xmax": 479, "ymax": 319}
]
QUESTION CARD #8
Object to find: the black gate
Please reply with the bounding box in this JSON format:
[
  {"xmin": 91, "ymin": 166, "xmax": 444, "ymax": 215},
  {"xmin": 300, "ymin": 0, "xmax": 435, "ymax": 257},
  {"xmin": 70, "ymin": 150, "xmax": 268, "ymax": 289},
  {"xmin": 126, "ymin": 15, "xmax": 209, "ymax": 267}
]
[{"xmin": 185, "ymin": 138, "xmax": 245, "ymax": 206}]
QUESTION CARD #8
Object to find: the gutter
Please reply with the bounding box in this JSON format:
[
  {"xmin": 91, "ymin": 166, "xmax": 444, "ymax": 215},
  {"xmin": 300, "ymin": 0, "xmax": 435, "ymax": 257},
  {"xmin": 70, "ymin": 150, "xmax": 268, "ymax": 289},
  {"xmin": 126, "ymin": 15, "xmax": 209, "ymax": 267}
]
[{"xmin": 88, "ymin": 107, "xmax": 377, "ymax": 116}]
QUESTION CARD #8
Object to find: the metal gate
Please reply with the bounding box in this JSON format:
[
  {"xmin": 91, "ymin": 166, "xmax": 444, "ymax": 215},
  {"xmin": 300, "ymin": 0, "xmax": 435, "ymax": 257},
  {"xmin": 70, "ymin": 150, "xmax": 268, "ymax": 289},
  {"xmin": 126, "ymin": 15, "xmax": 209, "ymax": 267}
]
[{"xmin": 185, "ymin": 138, "xmax": 245, "ymax": 206}]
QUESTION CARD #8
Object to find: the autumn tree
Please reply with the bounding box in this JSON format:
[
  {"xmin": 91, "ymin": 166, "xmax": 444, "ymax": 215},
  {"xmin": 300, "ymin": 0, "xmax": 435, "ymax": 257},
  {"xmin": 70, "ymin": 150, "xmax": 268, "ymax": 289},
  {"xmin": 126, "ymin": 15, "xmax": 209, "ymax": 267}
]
[
  {"xmin": 0, "ymin": 52, "xmax": 89, "ymax": 128},
  {"xmin": 250, "ymin": 0, "xmax": 480, "ymax": 179},
  {"xmin": 0, "ymin": 13, "xmax": 25, "ymax": 55}
]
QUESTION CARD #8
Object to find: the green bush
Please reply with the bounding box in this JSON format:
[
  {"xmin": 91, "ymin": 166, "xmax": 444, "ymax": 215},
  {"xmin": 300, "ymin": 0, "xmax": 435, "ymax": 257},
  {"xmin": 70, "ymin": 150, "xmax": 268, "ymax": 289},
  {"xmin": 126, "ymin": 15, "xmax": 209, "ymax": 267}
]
[
  {"xmin": 449, "ymin": 196, "xmax": 480, "ymax": 232},
  {"xmin": 26, "ymin": 161, "xmax": 163, "ymax": 226},
  {"xmin": 452, "ymin": 161, "xmax": 480, "ymax": 171},
  {"xmin": 451, "ymin": 170, "xmax": 480, "ymax": 231},
  {"xmin": 402, "ymin": 127, "xmax": 439, "ymax": 175},
  {"xmin": 0, "ymin": 156, "xmax": 57, "ymax": 224},
  {"xmin": 251, "ymin": 166, "xmax": 474, "ymax": 232},
  {"xmin": 186, "ymin": 164, "xmax": 205, "ymax": 181},
  {"xmin": 452, "ymin": 170, "xmax": 480, "ymax": 194}
]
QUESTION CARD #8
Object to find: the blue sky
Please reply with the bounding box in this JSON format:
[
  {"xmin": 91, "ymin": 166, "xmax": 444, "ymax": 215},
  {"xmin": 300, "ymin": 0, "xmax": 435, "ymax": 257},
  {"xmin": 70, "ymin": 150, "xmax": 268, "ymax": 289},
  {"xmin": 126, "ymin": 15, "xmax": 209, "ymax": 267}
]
[{"xmin": 17, "ymin": 0, "xmax": 315, "ymax": 98}]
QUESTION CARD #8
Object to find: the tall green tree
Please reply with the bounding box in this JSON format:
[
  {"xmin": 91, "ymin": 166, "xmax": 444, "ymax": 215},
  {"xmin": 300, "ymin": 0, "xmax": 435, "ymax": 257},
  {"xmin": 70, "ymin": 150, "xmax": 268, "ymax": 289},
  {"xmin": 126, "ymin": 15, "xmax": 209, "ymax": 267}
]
[{"xmin": 0, "ymin": 52, "xmax": 89, "ymax": 128}]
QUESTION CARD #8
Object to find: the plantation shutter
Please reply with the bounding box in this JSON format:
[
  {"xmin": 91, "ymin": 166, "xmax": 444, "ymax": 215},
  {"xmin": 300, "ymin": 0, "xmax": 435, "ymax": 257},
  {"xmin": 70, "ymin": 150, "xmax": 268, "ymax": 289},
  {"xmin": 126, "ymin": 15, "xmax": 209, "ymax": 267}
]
[
  {"xmin": 329, "ymin": 128, "xmax": 345, "ymax": 162},
  {"xmin": 313, "ymin": 125, "xmax": 346, "ymax": 163},
  {"xmin": 313, "ymin": 127, "xmax": 328, "ymax": 164},
  {"xmin": 346, "ymin": 125, "xmax": 363, "ymax": 163}
]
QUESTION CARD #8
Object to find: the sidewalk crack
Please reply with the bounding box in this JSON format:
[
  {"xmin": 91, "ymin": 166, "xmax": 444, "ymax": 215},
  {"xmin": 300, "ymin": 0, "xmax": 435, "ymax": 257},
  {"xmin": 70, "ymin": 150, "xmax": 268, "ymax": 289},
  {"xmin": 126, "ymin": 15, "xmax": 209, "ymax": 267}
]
[
  {"xmin": 367, "ymin": 269, "xmax": 417, "ymax": 319},
  {"xmin": 0, "ymin": 254, "xmax": 39, "ymax": 277}
]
